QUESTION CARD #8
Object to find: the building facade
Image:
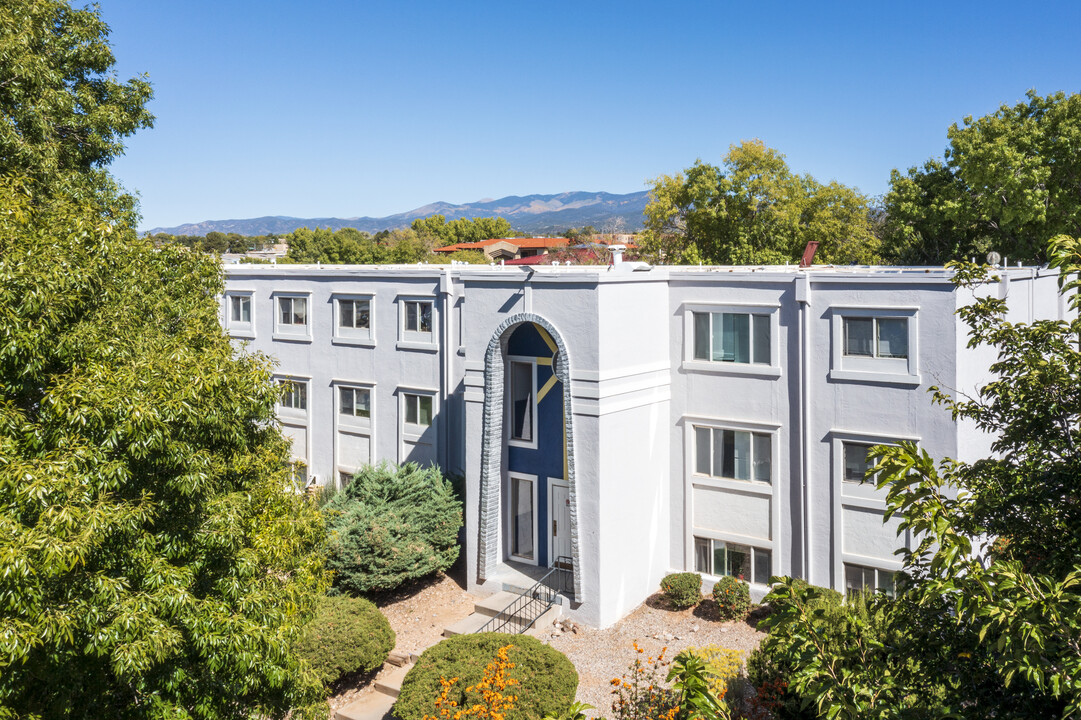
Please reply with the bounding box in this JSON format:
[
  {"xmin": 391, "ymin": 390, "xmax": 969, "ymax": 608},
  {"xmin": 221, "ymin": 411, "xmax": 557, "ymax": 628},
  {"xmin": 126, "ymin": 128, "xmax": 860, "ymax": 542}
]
[{"xmin": 222, "ymin": 262, "xmax": 1064, "ymax": 628}]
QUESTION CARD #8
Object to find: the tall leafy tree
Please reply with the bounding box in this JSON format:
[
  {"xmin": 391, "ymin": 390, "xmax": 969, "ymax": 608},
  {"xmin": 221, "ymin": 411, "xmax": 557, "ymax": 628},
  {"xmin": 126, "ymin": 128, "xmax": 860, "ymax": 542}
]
[
  {"xmin": 641, "ymin": 140, "xmax": 879, "ymax": 266},
  {"xmin": 758, "ymin": 239, "xmax": 1081, "ymax": 718},
  {"xmin": 0, "ymin": 2, "xmax": 329, "ymax": 717},
  {"xmin": 0, "ymin": 0, "xmax": 152, "ymax": 212},
  {"xmin": 883, "ymin": 90, "xmax": 1081, "ymax": 265}
]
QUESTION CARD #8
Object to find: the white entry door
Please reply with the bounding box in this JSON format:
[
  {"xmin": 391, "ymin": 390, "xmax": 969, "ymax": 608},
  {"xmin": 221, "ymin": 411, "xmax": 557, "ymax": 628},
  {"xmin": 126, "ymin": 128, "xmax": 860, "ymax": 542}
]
[{"xmin": 549, "ymin": 481, "xmax": 571, "ymax": 567}]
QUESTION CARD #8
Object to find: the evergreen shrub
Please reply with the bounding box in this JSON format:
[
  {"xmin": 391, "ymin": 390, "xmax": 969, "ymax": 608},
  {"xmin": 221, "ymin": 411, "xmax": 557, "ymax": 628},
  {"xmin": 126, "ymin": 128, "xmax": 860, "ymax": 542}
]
[
  {"xmin": 293, "ymin": 595, "xmax": 395, "ymax": 685},
  {"xmin": 712, "ymin": 576, "xmax": 752, "ymax": 621},
  {"xmin": 660, "ymin": 572, "xmax": 703, "ymax": 608},
  {"xmin": 324, "ymin": 462, "xmax": 463, "ymax": 593},
  {"xmin": 394, "ymin": 633, "xmax": 577, "ymax": 720}
]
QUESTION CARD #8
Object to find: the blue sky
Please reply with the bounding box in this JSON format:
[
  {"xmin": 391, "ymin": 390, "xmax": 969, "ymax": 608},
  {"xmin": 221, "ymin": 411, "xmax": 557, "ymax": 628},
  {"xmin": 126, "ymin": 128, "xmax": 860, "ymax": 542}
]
[{"xmin": 101, "ymin": 1, "xmax": 1081, "ymax": 231}]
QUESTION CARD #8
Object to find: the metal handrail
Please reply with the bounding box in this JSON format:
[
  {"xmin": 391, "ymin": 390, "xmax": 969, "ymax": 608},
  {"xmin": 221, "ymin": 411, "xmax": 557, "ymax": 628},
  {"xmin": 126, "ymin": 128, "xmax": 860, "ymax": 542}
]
[{"xmin": 476, "ymin": 557, "xmax": 574, "ymax": 634}]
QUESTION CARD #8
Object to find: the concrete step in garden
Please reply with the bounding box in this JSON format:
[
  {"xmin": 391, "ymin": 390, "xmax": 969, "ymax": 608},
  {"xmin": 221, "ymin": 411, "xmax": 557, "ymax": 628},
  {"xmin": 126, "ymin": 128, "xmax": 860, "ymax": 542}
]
[
  {"xmin": 386, "ymin": 650, "xmax": 412, "ymax": 667},
  {"xmin": 334, "ymin": 693, "xmax": 395, "ymax": 720},
  {"xmin": 473, "ymin": 591, "xmax": 520, "ymax": 617},
  {"xmin": 373, "ymin": 663, "xmax": 412, "ymax": 699},
  {"xmin": 443, "ymin": 612, "xmax": 494, "ymax": 637}
]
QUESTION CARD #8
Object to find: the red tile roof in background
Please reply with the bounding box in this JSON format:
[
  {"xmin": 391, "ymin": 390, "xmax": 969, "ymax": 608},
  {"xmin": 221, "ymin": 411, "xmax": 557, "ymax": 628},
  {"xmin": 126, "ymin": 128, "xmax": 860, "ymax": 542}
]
[{"xmin": 433, "ymin": 237, "xmax": 570, "ymax": 253}]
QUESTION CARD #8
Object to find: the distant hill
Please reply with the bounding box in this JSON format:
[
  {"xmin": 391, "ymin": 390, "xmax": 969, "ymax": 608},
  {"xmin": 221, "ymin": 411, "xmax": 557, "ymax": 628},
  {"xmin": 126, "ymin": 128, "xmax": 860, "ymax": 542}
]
[{"xmin": 146, "ymin": 190, "xmax": 650, "ymax": 237}]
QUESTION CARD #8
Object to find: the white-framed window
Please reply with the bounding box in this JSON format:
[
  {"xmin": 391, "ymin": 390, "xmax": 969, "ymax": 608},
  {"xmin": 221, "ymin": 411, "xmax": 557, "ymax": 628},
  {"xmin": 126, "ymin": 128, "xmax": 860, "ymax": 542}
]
[
  {"xmin": 339, "ymin": 470, "xmax": 354, "ymax": 487},
  {"xmin": 843, "ymin": 441, "xmax": 877, "ymax": 484},
  {"xmin": 694, "ymin": 537, "xmax": 772, "ymax": 585},
  {"xmin": 509, "ymin": 472, "xmax": 538, "ymax": 564},
  {"xmin": 333, "ymin": 295, "xmax": 374, "ymax": 346},
  {"xmin": 273, "ymin": 293, "xmax": 311, "ymax": 341},
  {"xmin": 339, "ymin": 385, "xmax": 371, "ymax": 419},
  {"xmin": 507, "ymin": 357, "xmax": 537, "ymax": 448},
  {"xmin": 399, "ymin": 297, "xmax": 436, "ymax": 348},
  {"xmin": 693, "ymin": 425, "xmax": 772, "ymax": 484},
  {"xmin": 230, "ymin": 295, "xmax": 251, "ymax": 323},
  {"xmin": 290, "ymin": 460, "xmax": 309, "ymax": 491},
  {"xmin": 683, "ymin": 303, "xmax": 780, "ymax": 377},
  {"xmin": 403, "ymin": 392, "xmax": 434, "ymax": 427},
  {"xmin": 844, "ymin": 563, "xmax": 896, "ymax": 598},
  {"xmin": 278, "ymin": 378, "xmax": 307, "ymax": 411},
  {"xmin": 693, "ymin": 311, "xmax": 771, "ymax": 365},
  {"xmin": 223, "ymin": 290, "xmax": 255, "ymax": 338},
  {"xmin": 831, "ymin": 307, "xmax": 918, "ymax": 384}
]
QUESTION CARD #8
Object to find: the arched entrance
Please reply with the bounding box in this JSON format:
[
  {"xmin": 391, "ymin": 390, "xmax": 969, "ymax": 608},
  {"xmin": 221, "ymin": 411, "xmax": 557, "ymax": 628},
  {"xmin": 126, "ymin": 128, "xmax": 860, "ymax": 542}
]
[{"xmin": 477, "ymin": 313, "xmax": 582, "ymax": 600}]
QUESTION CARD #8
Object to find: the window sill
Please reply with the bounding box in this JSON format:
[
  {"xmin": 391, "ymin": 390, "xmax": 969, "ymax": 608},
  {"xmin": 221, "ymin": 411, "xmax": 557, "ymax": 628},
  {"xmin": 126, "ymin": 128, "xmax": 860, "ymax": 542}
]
[
  {"xmin": 338, "ymin": 417, "xmax": 372, "ymax": 432},
  {"xmin": 396, "ymin": 340, "xmax": 439, "ymax": 353},
  {"xmin": 273, "ymin": 331, "xmax": 312, "ymax": 343},
  {"xmin": 682, "ymin": 360, "xmax": 781, "ymax": 378},
  {"xmin": 332, "ymin": 336, "xmax": 376, "ymax": 348},
  {"xmin": 690, "ymin": 475, "xmax": 774, "ymax": 496},
  {"xmin": 228, "ymin": 330, "xmax": 256, "ymax": 340},
  {"xmin": 508, "ymin": 438, "xmax": 538, "ymax": 450},
  {"xmin": 829, "ymin": 369, "xmax": 921, "ymax": 386}
]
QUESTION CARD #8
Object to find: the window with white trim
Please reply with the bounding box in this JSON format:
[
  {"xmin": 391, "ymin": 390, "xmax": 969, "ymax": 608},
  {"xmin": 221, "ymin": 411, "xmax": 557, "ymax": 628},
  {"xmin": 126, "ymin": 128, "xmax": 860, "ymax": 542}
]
[
  {"xmin": 290, "ymin": 461, "xmax": 308, "ymax": 490},
  {"xmin": 230, "ymin": 295, "xmax": 251, "ymax": 323},
  {"xmin": 405, "ymin": 300, "xmax": 432, "ymax": 333},
  {"xmin": 403, "ymin": 392, "xmax": 433, "ymax": 427},
  {"xmin": 831, "ymin": 308, "xmax": 918, "ymax": 382},
  {"xmin": 843, "ymin": 317, "xmax": 908, "ymax": 359},
  {"xmin": 844, "ymin": 563, "xmax": 895, "ymax": 598},
  {"xmin": 279, "ymin": 379, "xmax": 307, "ymax": 410},
  {"xmin": 694, "ymin": 426, "xmax": 772, "ymax": 483},
  {"xmin": 843, "ymin": 441, "xmax": 877, "ymax": 484},
  {"xmin": 508, "ymin": 359, "xmax": 536, "ymax": 446},
  {"xmin": 278, "ymin": 296, "xmax": 307, "ymax": 327},
  {"xmin": 694, "ymin": 537, "xmax": 772, "ymax": 585},
  {"xmin": 339, "ymin": 386, "xmax": 371, "ymax": 419},
  {"xmin": 693, "ymin": 311, "xmax": 771, "ymax": 365}
]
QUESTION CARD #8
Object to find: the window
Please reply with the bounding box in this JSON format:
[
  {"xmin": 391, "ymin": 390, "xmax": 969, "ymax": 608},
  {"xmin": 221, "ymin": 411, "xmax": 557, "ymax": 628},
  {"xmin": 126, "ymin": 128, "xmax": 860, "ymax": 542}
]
[
  {"xmin": 508, "ymin": 359, "xmax": 535, "ymax": 445},
  {"xmin": 843, "ymin": 442, "xmax": 876, "ymax": 484},
  {"xmin": 339, "ymin": 386, "xmax": 371, "ymax": 418},
  {"xmin": 339, "ymin": 298, "xmax": 370, "ymax": 330},
  {"xmin": 404, "ymin": 393, "xmax": 433, "ymax": 426},
  {"xmin": 230, "ymin": 295, "xmax": 251, "ymax": 323},
  {"xmin": 694, "ymin": 537, "xmax": 772, "ymax": 585},
  {"xmin": 278, "ymin": 296, "xmax": 307, "ymax": 327},
  {"xmin": 843, "ymin": 317, "xmax": 908, "ymax": 359},
  {"xmin": 405, "ymin": 300, "xmax": 432, "ymax": 333},
  {"xmin": 694, "ymin": 426, "xmax": 772, "ymax": 483},
  {"xmin": 279, "ymin": 379, "xmax": 307, "ymax": 410},
  {"xmin": 290, "ymin": 461, "xmax": 308, "ymax": 490},
  {"xmin": 339, "ymin": 470, "xmax": 354, "ymax": 487},
  {"xmin": 511, "ymin": 475, "xmax": 535, "ymax": 561},
  {"xmin": 693, "ymin": 311, "xmax": 771, "ymax": 365},
  {"xmin": 844, "ymin": 563, "xmax": 895, "ymax": 598}
]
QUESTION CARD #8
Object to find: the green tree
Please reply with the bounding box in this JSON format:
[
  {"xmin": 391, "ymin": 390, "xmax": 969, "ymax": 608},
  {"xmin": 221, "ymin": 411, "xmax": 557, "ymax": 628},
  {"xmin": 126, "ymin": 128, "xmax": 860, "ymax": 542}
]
[
  {"xmin": 757, "ymin": 239, "xmax": 1081, "ymax": 718},
  {"xmin": 882, "ymin": 90, "xmax": 1081, "ymax": 265},
  {"xmin": 641, "ymin": 140, "xmax": 879, "ymax": 266},
  {"xmin": 0, "ymin": 182, "xmax": 329, "ymax": 719},
  {"xmin": 325, "ymin": 463, "xmax": 462, "ymax": 594},
  {"xmin": 411, "ymin": 214, "xmax": 513, "ymax": 245},
  {"xmin": 0, "ymin": 0, "xmax": 153, "ymax": 210}
]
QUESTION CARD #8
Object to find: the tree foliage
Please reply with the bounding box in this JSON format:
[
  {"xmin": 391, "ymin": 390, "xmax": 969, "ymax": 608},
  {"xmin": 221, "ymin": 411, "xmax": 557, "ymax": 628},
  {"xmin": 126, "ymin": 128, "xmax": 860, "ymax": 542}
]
[
  {"xmin": 325, "ymin": 463, "xmax": 462, "ymax": 594},
  {"xmin": 757, "ymin": 238, "xmax": 1081, "ymax": 718},
  {"xmin": 293, "ymin": 596, "xmax": 394, "ymax": 686},
  {"xmin": 0, "ymin": 0, "xmax": 153, "ymax": 210},
  {"xmin": 641, "ymin": 140, "xmax": 879, "ymax": 266},
  {"xmin": 411, "ymin": 214, "xmax": 514, "ymax": 246},
  {"xmin": 882, "ymin": 90, "xmax": 1081, "ymax": 265},
  {"xmin": 0, "ymin": 181, "xmax": 329, "ymax": 719}
]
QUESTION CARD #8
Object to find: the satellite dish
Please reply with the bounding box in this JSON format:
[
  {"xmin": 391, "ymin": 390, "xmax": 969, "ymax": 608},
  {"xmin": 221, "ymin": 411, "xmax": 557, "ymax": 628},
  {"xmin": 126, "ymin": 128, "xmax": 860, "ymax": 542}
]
[{"xmin": 986, "ymin": 251, "xmax": 1001, "ymax": 266}]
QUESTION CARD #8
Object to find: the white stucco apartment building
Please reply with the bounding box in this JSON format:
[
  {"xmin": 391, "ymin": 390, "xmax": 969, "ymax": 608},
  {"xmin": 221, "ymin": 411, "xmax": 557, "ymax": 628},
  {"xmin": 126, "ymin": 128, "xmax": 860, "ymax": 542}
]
[{"xmin": 221, "ymin": 260, "xmax": 1064, "ymax": 628}]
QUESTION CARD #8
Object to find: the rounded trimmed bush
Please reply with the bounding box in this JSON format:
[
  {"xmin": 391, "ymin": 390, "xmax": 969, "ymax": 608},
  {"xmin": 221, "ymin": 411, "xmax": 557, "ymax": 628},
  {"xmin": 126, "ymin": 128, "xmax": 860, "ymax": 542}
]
[
  {"xmin": 712, "ymin": 576, "xmax": 751, "ymax": 621},
  {"xmin": 294, "ymin": 595, "xmax": 395, "ymax": 685},
  {"xmin": 394, "ymin": 632, "xmax": 577, "ymax": 720},
  {"xmin": 325, "ymin": 462, "xmax": 463, "ymax": 593},
  {"xmin": 660, "ymin": 572, "xmax": 703, "ymax": 608}
]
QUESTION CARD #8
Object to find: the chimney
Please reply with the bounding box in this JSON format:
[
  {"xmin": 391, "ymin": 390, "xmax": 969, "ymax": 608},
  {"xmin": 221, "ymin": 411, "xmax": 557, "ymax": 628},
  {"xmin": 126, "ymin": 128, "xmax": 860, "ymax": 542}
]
[{"xmin": 799, "ymin": 241, "xmax": 820, "ymax": 268}]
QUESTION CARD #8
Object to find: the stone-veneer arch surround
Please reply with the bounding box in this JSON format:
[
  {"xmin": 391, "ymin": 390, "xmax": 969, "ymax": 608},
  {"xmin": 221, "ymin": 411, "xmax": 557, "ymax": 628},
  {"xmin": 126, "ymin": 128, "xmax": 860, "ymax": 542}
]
[{"xmin": 477, "ymin": 312, "xmax": 582, "ymax": 601}]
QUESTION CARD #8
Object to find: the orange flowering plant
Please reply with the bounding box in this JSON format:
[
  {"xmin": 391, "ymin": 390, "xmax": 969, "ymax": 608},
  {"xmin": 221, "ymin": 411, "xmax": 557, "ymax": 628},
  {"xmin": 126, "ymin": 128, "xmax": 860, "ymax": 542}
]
[
  {"xmin": 608, "ymin": 642, "xmax": 680, "ymax": 720},
  {"xmin": 424, "ymin": 644, "xmax": 520, "ymax": 720}
]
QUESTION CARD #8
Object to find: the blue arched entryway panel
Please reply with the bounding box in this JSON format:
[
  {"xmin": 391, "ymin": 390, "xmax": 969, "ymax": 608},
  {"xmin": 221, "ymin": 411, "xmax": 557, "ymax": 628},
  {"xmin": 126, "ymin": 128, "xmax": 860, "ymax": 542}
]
[{"xmin": 477, "ymin": 313, "xmax": 582, "ymax": 600}]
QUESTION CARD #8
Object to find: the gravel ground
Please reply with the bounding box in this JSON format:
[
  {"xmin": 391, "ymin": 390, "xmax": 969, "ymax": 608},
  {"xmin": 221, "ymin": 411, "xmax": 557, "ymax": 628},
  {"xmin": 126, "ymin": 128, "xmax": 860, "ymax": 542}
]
[
  {"xmin": 326, "ymin": 569, "xmax": 765, "ymax": 717},
  {"xmin": 543, "ymin": 596, "xmax": 766, "ymax": 715}
]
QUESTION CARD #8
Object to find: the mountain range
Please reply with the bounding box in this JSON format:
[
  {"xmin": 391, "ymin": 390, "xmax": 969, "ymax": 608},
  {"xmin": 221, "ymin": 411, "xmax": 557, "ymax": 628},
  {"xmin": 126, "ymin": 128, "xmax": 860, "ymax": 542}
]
[{"xmin": 146, "ymin": 190, "xmax": 650, "ymax": 237}]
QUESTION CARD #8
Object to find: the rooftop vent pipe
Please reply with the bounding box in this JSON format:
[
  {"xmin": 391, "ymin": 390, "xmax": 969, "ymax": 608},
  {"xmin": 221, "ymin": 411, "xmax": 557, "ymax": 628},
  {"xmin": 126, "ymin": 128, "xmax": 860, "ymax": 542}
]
[{"xmin": 608, "ymin": 244, "xmax": 626, "ymax": 265}]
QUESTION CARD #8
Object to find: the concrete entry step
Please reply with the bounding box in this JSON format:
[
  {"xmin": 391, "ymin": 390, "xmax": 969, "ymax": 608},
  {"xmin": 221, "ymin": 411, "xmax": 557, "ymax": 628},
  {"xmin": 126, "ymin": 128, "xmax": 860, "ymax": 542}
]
[
  {"xmin": 373, "ymin": 663, "xmax": 411, "ymax": 699},
  {"xmin": 443, "ymin": 612, "xmax": 493, "ymax": 637},
  {"xmin": 522, "ymin": 605, "xmax": 563, "ymax": 639},
  {"xmin": 473, "ymin": 591, "xmax": 520, "ymax": 617},
  {"xmin": 334, "ymin": 693, "xmax": 395, "ymax": 720}
]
